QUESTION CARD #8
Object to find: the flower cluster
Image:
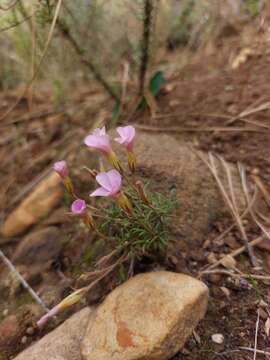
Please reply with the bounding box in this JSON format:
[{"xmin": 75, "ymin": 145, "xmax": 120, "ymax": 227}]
[
  {"xmin": 38, "ymin": 125, "xmax": 174, "ymax": 327},
  {"xmin": 53, "ymin": 126, "xmax": 136, "ymax": 218}
]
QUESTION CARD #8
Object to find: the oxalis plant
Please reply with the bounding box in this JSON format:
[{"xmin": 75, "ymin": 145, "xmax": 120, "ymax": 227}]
[{"xmin": 37, "ymin": 125, "xmax": 175, "ymax": 327}]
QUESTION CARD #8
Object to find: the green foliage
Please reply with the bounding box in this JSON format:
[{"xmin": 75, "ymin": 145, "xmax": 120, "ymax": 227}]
[
  {"xmin": 52, "ymin": 79, "xmax": 65, "ymax": 105},
  {"xmin": 100, "ymin": 185, "xmax": 176, "ymax": 259},
  {"xmin": 138, "ymin": 70, "xmax": 164, "ymax": 110},
  {"xmin": 36, "ymin": 0, "xmax": 56, "ymax": 26},
  {"xmin": 246, "ymin": 0, "xmax": 260, "ymax": 17},
  {"xmin": 0, "ymin": 65, "xmax": 20, "ymax": 90},
  {"xmin": 167, "ymin": 0, "xmax": 196, "ymax": 49}
]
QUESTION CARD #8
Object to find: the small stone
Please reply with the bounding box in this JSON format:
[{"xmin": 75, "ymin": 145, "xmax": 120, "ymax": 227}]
[
  {"xmin": 2, "ymin": 309, "xmax": 9, "ymax": 317},
  {"xmin": 251, "ymin": 168, "xmax": 260, "ymax": 175},
  {"xmin": 220, "ymin": 255, "xmax": 236, "ymax": 269},
  {"xmin": 207, "ymin": 252, "xmax": 217, "ymax": 264},
  {"xmin": 26, "ymin": 327, "xmax": 35, "ymax": 336},
  {"xmin": 21, "ymin": 336, "xmax": 27, "ymax": 344},
  {"xmin": 82, "ymin": 271, "xmax": 209, "ymax": 360},
  {"xmin": 211, "ymin": 333, "xmax": 224, "ymax": 344}
]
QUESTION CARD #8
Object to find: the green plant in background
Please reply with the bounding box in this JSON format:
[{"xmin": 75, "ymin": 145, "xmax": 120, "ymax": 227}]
[
  {"xmin": 0, "ymin": 65, "xmax": 21, "ymax": 90},
  {"xmin": 167, "ymin": 0, "xmax": 195, "ymax": 49},
  {"xmin": 52, "ymin": 79, "xmax": 65, "ymax": 105},
  {"xmin": 246, "ymin": 0, "xmax": 260, "ymax": 17}
]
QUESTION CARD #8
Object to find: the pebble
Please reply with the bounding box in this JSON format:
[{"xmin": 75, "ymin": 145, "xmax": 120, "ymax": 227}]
[
  {"xmin": 207, "ymin": 252, "xmax": 218, "ymax": 264},
  {"xmin": 21, "ymin": 336, "xmax": 28, "ymax": 345},
  {"xmin": 26, "ymin": 327, "xmax": 35, "ymax": 336},
  {"xmin": 211, "ymin": 333, "xmax": 224, "ymax": 344}
]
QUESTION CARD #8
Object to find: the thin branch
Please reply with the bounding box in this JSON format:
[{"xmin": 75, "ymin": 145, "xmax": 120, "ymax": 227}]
[
  {"xmin": 239, "ymin": 347, "xmax": 270, "ymax": 356},
  {"xmin": 253, "ymin": 310, "xmax": 260, "ymax": 360},
  {"xmin": 134, "ymin": 124, "xmax": 267, "ymax": 133},
  {"xmin": 57, "ymin": 19, "xmax": 120, "ymax": 103},
  {"xmin": 201, "ymin": 269, "xmax": 270, "ymax": 281},
  {"xmin": 0, "ymin": 250, "xmax": 49, "ymax": 313},
  {"xmin": 0, "ymin": 13, "xmax": 33, "ymax": 32},
  {"xmin": 0, "ymin": 0, "xmax": 19, "ymax": 11}
]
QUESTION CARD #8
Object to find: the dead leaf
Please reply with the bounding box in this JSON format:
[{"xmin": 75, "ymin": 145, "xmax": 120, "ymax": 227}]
[
  {"xmin": 231, "ymin": 48, "xmax": 254, "ymax": 69},
  {"xmin": 220, "ymin": 255, "xmax": 236, "ymax": 269}
]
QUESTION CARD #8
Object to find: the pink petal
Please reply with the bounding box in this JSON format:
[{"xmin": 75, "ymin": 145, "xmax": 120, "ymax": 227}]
[
  {"xmin": 90, "ymin": 187, "xmax": 110, "ymax": 197},
  {"xmin": 93, "ymin": 126, "xmax": 106, "ymax": 136},
  {"xmin": 115, "ymin": 126, "xmax": 135, "ymax": 150},
  {"xmin": 107, "ymin": 169, "xmax": 122, "ymax": 195},
  {"xmin": 96, "ymin": 172, "xmax": 113, "ymax": 192},
  {"xmin": 84, "ymin": 134, "xmax": 111, "ymax": 154},
  {"xmin": 71, "ymin": 199, "xmax": 86, "ymax": 215},
  {"xmin": 114, "ymin": 136, "xmax": 125, "ymax": 145},
  {"xmin": 37, "ymin": 305, "xmax": 60, "ymax": 328},
  {"xmin": 53, "ymin": 160, "xmax": 68, "ymax": 177}
]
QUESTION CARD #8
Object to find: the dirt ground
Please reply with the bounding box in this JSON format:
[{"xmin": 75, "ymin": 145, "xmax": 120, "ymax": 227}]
[{"xmin": 0, "ymin": 23, "xmax": 270, "ymax": 360}]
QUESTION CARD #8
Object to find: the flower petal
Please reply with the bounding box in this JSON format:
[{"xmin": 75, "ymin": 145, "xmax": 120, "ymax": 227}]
[
  {"xmin": 107, "ymin": 169, "xmax": 122, "ymax": 194},
  {"xmin": 71, "ymin": 199, "xmax": 86, "ymax": 215},
  {"xmin": 90, "ymin": 187, "xmax": 110, "ymax": 197},
  {"xmin": 96, "ymin": 172, "xmax": 113, "ymax": 192},
  {"xmin": 53, "ymin": 160, "xmax": 68, "ymax": 177},
  {"xmin": 84, "ymin": 134, "xmax": 111, "ymax": 153},
  {"xmin": 115, "ymin": 126, "xmax": 136, "ymax": 149}
]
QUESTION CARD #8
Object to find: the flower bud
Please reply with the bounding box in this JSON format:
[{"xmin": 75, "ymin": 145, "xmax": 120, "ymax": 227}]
[{"xmin": 135, "ymin": 180, "xmax": 150, "ymax": 205}]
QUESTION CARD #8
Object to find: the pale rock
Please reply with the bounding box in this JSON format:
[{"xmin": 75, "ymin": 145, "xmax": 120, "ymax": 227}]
[
  {"xmin": 211, "ymin": 333, "xmax": 224, "ymax": 344},
  {"xmin": 0, "ymin": 172, "xmax": 63, "ymax": 240},
  {"xmin": 81, "ymin": 271, "xmax": 208, "ymax": 360},
  {"xmin": 14, "ymin": 307, "xmax": 94, "ymax": 360},
  {"xmin": 113, "ymin": 131, "xmax": 246, "ymax": 247}
]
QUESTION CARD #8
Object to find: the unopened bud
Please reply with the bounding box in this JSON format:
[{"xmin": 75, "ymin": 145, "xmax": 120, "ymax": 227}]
[
  {"xmin": 116, "ymin": 192, "xmax": 132, "ymax": 214},
  {"xmin": 135, "ymin": 180, "xmax": 150, "ymax": 205},
  {"xmin": 108, "ymin": 151, "xmax": 123, "ymax": 173},
  {"xmin": 127, "ymin": 151, "xmax": 136, "ymax": 173}
]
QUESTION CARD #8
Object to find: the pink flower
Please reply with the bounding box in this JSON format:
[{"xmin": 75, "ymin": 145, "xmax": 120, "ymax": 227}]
[
  {"xmin": 114, "ymin": 125, "xmax": 136, "ymax": 151},
  {"xmin": 71, "ymin": 199, "xmax": 86, "ymax": 215},
  {"xmin": 53, "ymin": 160, "xmax": 68, "ymax": 178},
  {"xmin": 90, "ymin": 170, "xmax": 122, "ymax": 197},
  {"xmin": 37, "ymin": 305, "xmax": 60, "ymax": 328},
  {"xmin": 84, "ymin": 127, "xmax": 112, "ymax": 155}
]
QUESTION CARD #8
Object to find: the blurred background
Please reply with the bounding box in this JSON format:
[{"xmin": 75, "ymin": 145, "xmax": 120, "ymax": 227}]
[{"xmin": 0, "ymin": 0, "xmax": 266, "ymax": 101}]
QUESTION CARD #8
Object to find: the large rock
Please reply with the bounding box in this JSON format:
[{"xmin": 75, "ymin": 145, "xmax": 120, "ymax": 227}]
[
  {"xmin": 81, "ymin": 271, "xmax": 208, "ymax": 360},
  {"xmin": 0, "ymin": 172, "xmax": 63, "ymax": 240},
  {"xmin": 14, "ymin": 307, "xmax": 94, "ymax": 360},
  {"xmin": 114, "ymin": 131, "xmax": 246, "ymax": 247}
]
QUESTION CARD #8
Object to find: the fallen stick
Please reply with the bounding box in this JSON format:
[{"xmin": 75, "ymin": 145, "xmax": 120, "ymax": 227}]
[
  {"xmin": 0, "ymin": 250, "xmax": 49, "ymax": 313},
  {"xmin": 202, "ymin": 236, "xmax": 263, "ymax": 272}
]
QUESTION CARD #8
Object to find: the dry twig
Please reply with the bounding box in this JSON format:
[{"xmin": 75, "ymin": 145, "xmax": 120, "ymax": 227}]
[{"xmin": 0, "ymin": 250, "xmax": 49, "ymax": 312}]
